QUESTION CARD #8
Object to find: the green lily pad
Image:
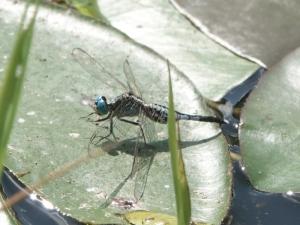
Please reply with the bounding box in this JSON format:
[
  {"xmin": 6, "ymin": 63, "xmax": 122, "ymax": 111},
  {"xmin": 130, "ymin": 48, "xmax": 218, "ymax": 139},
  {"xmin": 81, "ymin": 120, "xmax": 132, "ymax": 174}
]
[
  {"xmin": 240, "ymin": 47, "xmax": 300, "ymax": 192},
  {"xmin": 172, "ymin": 0, "xmax": 300, "ymax": 67},
  {"xmin": 1, "ymin": 0, "xmax": 231, "ymax": 224}
]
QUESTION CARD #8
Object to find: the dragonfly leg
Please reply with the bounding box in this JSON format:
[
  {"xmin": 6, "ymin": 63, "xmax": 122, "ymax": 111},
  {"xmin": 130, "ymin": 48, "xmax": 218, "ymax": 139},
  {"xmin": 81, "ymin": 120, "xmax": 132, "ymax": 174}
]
[
  {"xmin": 119, "ymin": 118, "xmax": 147, "ymax": 144},
  {"xmin": 118, "ymin": 118, "xmax": 139, "ymax": 126},
  {"xmin": 79, "ymin": 112, "xmax": 95, "ymax": 120},
  {"xmin": 88, "ymin": 118, "xmax": 117, "ymax": 153},
  {"xmin": 88, "ymin": 132, "xmax": 98, "ymax": 154},
  {"xmin": 109, "ymin": 118, "xmax": 118, "ymax": 141},
  {"xmin": 88, "ymin": 113, "xmax": 111, "ymax": 123}
]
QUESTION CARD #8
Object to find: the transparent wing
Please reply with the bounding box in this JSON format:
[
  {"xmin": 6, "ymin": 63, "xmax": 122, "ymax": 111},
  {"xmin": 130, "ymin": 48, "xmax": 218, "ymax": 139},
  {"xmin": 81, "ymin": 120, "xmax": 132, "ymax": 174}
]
[
  {"xmin": 131, "ymin": 110, "xmax": 157, "ymax": 201},
  {"xmin": 123, "ymin": 59, "xmax": 156, "ymax": 200},
  {"xmin": 123, "ymin": 59, "xmax": 143, "ymax": 98},
  {"xmin": 72, "ymin": 48, "xmax": 128, "ymax": 91}
]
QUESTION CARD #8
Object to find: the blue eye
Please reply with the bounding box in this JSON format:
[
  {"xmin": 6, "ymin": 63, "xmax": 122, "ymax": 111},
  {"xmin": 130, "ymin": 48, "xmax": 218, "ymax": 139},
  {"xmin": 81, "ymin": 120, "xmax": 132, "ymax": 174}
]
[{"xmin": 95, "ymin": 96, "xmax": 108, "ymax": 115}]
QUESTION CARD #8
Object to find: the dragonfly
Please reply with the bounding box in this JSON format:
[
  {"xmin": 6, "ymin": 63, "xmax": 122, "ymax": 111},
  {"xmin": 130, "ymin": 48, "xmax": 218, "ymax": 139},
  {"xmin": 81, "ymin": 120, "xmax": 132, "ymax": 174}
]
[{"xmin": 71, "ymin": 48, "xmax": 222, "ymax": 201}]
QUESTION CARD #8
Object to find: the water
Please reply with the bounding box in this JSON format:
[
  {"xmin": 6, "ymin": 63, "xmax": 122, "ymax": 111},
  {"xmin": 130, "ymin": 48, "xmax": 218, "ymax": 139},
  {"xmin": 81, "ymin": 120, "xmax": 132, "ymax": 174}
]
[{"xmin": 1, "ymin": 168, "xmax": 83, "ymax": 225}]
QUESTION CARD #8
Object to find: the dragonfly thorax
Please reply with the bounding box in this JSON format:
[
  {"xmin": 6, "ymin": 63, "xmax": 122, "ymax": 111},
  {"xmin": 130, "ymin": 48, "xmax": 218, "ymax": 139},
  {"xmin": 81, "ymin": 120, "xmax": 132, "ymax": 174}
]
[
  {"xmin": 95, "ymin": 96, "xmax": 109, "ymax": 115},
  {"xmin": 108, "ymin": 92, "xmax": 144, "ymax": 118}
]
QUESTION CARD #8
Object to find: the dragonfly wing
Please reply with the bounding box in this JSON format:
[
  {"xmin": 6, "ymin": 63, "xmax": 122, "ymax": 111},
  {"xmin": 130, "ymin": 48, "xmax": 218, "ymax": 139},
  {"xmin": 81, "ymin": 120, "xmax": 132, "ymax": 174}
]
[
  {"xmin": 133, "ymin": 149, "xmax": 154, "ymax": 201},
  {"xmin": 123, "ymin": 59, "xmax": 143, "ymax": 98},
  {"xmin": 123, "ymin": 61, "xmax": 157, "ymax": 200},
  {"xmin": 132, "ymin": 110, "xmax": 157, "ymax": 201},
  {"xmin": 72, "ymin": 48, "xmax": 128, "ymax": 91}
]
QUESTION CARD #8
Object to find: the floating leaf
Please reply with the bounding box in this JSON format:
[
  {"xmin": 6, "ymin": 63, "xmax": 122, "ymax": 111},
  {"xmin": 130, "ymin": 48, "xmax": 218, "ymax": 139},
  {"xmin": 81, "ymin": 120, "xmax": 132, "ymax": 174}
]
[
  {"xmin": 95, "ymin": 0, "xmax": 258, "ymax": 100},
  {"xmin": 240, "ymin": 47, "xmax": 300, "ymax": 192}
]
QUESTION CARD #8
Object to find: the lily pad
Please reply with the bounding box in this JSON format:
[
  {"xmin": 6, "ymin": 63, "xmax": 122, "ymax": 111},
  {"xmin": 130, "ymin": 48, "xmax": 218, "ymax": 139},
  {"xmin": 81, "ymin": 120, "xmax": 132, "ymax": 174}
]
[
  {"xmin": 171, "ymin": 0, "xmax": 300, "ymax": 67},
  {"xmin": 95, "ymin": 0, "xmax": 259, "ymax": 100},
  {"xmin": 1, "ymin": 0, "xmax": 231, "ymax": 224},
  {"xmin": 240, "ymin": 47, "xmax": 300, "ymax": 192}
]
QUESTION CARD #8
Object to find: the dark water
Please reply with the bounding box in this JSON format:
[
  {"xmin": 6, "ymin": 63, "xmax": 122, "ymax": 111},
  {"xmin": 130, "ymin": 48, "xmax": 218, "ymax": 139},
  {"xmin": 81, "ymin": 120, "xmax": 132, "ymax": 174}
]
[
  {"xmin": 1, "ymin": 168, "xmax": 84, "ymax": 225},
  {"xmin": 1, "ymin": 67, "xmax": 300, "ymax": 225},
  {"xmin": 227, "ymin": 161, "xmax": 300, "ymax": 225},
  {"xmin": 220, "ymin": 67, "xmax": 300, "ymax": 225}
]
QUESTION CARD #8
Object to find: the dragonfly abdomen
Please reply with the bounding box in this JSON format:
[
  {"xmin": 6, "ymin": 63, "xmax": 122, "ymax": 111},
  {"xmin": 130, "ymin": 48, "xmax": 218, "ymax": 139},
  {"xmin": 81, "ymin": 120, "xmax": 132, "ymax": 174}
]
[
  {"xmin": 143, "ymin": 104, "xmax": 221, "ymax": 124},
  {"xmin": 176, "ymin": 112, "xmax": 221, "ymax": 123},
  {"xmin": 143, "ymin": 104, "xmax": 169, "ymax": 124}
]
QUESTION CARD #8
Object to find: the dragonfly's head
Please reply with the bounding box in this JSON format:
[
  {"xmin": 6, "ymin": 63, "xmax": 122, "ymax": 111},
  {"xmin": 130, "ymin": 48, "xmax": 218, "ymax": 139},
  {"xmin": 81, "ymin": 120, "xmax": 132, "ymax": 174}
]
[{"xmin": 94, "ymin": 96, "xmax": 109, "ymax": 115}]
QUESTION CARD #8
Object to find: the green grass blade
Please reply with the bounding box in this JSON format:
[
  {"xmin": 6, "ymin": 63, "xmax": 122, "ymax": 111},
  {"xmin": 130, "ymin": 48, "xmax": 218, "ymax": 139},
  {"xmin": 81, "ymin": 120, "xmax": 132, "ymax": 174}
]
[
  {"xmin": 167, "ymin": 61, "xmax": 191, "ymax": 225},
  {"xmin": 0, "ymin": 3, "xmax": 38, "ymax": 173},
  {"xmin": 68, "ymin": 0, "xmax": 109, "ymax": 22}
]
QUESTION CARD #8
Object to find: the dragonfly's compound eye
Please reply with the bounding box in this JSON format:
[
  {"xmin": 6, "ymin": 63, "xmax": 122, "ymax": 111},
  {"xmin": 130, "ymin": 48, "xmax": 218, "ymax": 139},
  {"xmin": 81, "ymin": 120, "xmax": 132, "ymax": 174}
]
[{"xmin": 95, "ymin": 96, "xmax": 108, "ymax": 115}]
